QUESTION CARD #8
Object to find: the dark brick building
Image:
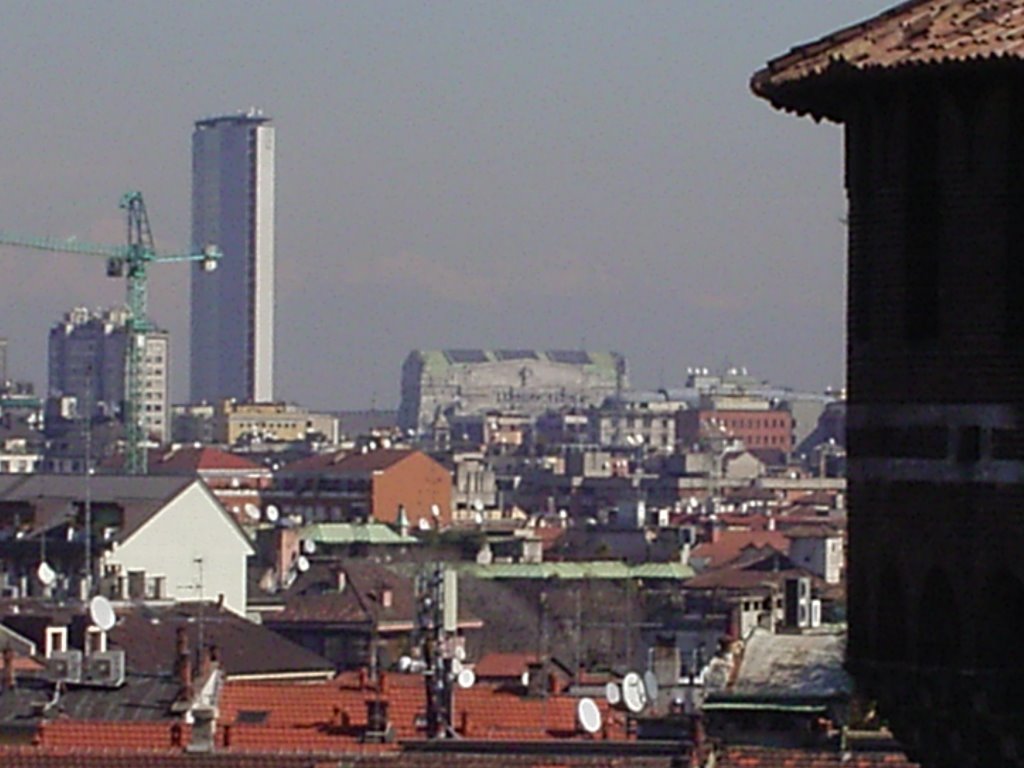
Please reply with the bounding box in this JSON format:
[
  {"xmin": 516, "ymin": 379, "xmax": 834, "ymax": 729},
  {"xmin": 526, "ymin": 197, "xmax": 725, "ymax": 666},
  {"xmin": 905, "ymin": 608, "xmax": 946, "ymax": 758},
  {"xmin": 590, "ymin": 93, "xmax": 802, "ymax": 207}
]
[{"xmin": 753, "ymin": 2, "xmax": 1024, "ymax": 766}]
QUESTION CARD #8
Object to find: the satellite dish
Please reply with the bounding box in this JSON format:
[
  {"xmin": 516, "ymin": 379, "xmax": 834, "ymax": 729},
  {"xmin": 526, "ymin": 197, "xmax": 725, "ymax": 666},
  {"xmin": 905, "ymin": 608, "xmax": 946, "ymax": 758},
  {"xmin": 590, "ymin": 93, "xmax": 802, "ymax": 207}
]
[
  {"xmin": 265, "ymin": 504, "xmax": 280, "ymax": 523},
  {"xmin": 417, "ymin": 518, "xmax": 431, "ymax": 531},
  {"xmin": 473, "ymin": 512, "xmax": 484, "ymax": 526},
  {"xmin": 457, "ymin": 668, "xmax": 476, "ymax": 689},
  {"xmin": 302, "ymin": 538, "xmax": 316, "ymax": 555},
  {"xmin": 296, "ymin": 555, "xmax": 310, "ymax": 573},
  {"xmin": 244, "ymin": 503, "xmax": 261, "ymax": 521},
  {"xmin": 622, "ymin": 671, "xmax": 647, "ymax": 713},
  {"xmin": 454, "ymin": 645, "xmax": 467, "ymax": 661},
  {"xmin": 472, "ymin": 499, "xmax": 484, "ymax": 512},
  {"xmin": 451, "ymin": 657, "xmax": 464, "ymax": 675},
  {"xmin": 577, "ymin": 697, "xmax": 602, "ymax": 734},
  {"xmin": 604, "ymin": 681, "xmax": 621, "ymax": 706},
  {"xmin": 89, "ymin": 595, "xmax": 117, "ymax": 631},
  {"xmin": 520, "ymin": 670, "xmax": 530, "ymax": 688},
  {"xmin": 644, "ymin": 670, "xmax": 660, "ymax": 703},
  {"xmin": 430, "ymin": 504, "xmax": 441, "ymax": 518},
  {"xmin": 36, "ymin": 561, "xmax": 56, "ymax": 587},
  {"xmin": 398, "ymin": 655, "xmax": 413, "ymax": 672}
]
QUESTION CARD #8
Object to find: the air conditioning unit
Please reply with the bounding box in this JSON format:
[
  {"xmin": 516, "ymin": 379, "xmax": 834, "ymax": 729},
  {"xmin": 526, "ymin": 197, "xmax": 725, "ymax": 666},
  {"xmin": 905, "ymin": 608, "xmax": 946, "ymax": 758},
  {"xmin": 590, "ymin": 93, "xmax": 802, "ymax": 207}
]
[
  {"xmin": 47, "ymin": 650, "xmax": 83, "ymax": 684},
  {"xmin": 82, "ymin": 650, "xmax": 126, "ymax": 688}
]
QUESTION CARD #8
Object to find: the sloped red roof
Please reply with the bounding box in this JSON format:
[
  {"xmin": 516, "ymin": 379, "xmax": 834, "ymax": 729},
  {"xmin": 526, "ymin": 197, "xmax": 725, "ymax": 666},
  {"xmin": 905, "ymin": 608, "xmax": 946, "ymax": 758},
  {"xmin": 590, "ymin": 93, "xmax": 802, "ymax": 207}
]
[
  {"xmin": 281, "ymin": 449, "xmax": 417, "ymax": 476},
  {"xmin": 474, "ymin": 652, "xmax": 539, "ymax": 679},
  {"xmin": 690, "ymin": 530, "xmax": 790, "ymax": 570},
  {"xmin": 752, "ymin": 1, "xmax": 1024, "ymax": 121},
  {"xmin": 151, "ymin": 447, "xmax": 264, "ymax": 474},
  {"xmin": 717, "ymin": 745, "xmax": 918, "ymax": 767},
  {"xmin": 220, "ymin": 671, "xmax": 628, "ymax": 745}
]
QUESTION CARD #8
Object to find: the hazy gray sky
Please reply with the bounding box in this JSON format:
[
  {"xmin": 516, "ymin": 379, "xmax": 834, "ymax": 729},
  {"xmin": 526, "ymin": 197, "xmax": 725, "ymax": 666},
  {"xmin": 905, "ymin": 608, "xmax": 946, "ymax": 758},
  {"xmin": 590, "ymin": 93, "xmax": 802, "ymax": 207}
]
[{"xmin": 0, "ymin": 1, "xmax": 888, "ymax": 410}]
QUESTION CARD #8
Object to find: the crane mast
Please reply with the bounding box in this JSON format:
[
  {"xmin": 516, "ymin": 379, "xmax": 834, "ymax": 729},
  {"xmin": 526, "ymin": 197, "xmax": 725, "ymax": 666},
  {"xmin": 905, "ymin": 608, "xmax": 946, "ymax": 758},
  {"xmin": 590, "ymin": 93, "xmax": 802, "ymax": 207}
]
[{"xmin": 0, "ymin": 191, "xmax": 221, "ymax": 474}]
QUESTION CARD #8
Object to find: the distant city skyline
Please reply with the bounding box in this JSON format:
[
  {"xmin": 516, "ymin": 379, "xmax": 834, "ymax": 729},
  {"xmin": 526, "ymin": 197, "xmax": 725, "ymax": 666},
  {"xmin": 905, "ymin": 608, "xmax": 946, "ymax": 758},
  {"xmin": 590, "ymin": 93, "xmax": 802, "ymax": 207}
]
[{"xmin": 0, "ymin": 2, "xmax": 889, "ymax": 409}]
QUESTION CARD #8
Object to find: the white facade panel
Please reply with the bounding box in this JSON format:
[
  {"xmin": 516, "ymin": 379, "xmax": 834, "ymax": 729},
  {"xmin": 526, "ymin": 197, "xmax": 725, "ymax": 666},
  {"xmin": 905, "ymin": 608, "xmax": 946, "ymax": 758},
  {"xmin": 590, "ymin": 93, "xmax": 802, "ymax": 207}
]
[{"xmin": 103, "ymin": 482, "xmax": 253, "ymax": 614}]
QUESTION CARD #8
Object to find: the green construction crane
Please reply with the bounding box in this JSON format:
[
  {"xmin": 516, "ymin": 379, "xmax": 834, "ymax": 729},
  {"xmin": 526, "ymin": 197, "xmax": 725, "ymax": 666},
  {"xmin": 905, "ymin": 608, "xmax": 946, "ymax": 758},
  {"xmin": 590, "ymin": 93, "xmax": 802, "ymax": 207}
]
[{"xmin": 0, "ymin": 191, "xmax": 221, "ymax": 475}]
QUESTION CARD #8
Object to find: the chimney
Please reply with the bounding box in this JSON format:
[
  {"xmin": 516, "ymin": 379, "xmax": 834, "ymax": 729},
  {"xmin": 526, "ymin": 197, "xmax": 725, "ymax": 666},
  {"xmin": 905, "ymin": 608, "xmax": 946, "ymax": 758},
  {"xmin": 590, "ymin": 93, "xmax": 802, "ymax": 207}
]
[
  {"xmin": 175, "ymin": 627, "xmax": 193, "ymax": 702},
  {"xmin": 187, "ymin": 705, "xmax": 217, "ymax": 753},
  {"xmin": 525, "ymin": 661, "xmax": 546, "ymax": 698},
  {"xmin": 2, "ymin": 647, "xmax": 15, "ymax": 691},
  {"xmin": 364, "ymin": 699, "xmax": 392, "ymax": 743}
]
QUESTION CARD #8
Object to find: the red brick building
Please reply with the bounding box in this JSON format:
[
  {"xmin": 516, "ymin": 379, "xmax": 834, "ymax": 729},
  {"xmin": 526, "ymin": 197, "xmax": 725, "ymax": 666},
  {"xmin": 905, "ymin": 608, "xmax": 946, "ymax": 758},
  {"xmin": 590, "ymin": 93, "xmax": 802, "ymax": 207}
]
[
  {"xmin": 753, "ymin": 2, "xmax": 1024, "ymax": 764},
  {"xmin": 270, "ymin": 449, "xmax": 452, "ymax": 528},
  {"xmin": 677, "ymin": 409, "xmax": 794, "ymax": 454}
]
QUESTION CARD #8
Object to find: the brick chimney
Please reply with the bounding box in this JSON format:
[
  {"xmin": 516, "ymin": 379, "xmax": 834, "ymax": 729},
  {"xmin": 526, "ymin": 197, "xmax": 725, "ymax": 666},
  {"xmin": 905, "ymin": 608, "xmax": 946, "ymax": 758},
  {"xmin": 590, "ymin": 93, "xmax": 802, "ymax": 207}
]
[{"xmin": 2, "ymin": 647, "xmax": 15, "ymax": 691}]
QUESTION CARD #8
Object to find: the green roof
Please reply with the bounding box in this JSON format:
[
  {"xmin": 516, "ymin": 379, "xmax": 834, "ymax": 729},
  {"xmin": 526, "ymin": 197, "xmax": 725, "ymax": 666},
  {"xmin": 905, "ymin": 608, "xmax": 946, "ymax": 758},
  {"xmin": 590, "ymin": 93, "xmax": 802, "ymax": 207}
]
[
  {"xmin": 301, "ymin": 523, "xmax": 419, "ymax": 546},
  {"xmin": 460, "ymin": 561, "xmax": 693, "ymax": 581}
]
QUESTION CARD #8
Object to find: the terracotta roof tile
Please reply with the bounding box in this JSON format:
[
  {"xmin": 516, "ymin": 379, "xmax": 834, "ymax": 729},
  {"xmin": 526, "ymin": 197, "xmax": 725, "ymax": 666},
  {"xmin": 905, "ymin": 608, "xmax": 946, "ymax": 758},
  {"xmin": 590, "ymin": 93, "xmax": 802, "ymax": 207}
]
[
  {"xmin": 474, "ymin": 652, "xmax": 539, "ymax": 679},
  {"xmin": 752, "ymin": 0, "xmax": 1024, "ymax": 121},
  {"xmin": 690, "ymin": 530, "xmax": 790, "ymax": 570}
]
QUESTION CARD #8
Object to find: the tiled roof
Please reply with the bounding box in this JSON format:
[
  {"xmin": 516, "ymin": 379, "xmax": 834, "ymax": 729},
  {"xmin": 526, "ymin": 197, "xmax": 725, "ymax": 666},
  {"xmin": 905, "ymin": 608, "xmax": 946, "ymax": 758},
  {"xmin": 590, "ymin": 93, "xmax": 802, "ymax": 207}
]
[
  {"xmin": 109, "ymin": 603, "xmax": 334, "ymax": 679},
  {"xmin": 690, "ymin": 531, "xmax": 790, "ymax": 571},
  {"xmin": 281, "ymin": 449, "xmax": 415, "ymax": 476},
  {"xmin": 151, "ymin": 447, "xmax": 265, "ymax": 474},
  {"xmin": 0, "ymin": 474, "xmax": 194, "ymax": 543},
  {"xmin": 752, "ymin": 0, "xmax": 1024, "ymax": 121},
  {"xmin": 474, "ymin": 652, "xmax": 539, "ymax": 679},
  {"xmin": 717, "ymin": 746, "xmax": 919, "ymax": 767},
  {"xmin": 219, "ymin": 671, "xmax": 628, "ymax": 745}
]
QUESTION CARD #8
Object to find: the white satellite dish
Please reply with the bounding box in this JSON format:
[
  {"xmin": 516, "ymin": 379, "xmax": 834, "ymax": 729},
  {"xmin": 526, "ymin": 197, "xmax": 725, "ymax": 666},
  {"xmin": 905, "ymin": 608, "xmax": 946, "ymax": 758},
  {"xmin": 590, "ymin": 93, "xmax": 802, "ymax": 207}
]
[
  {"xmin": 296, "ymin": 555, "xmax": 310, "ymax": 573},
  {"xmin": 577, "ymin": 697, "xmax": 602, "ymax": 734},
  {"xmin": 36, "ymin": 561, "xmax": 56, "ymax": 587},
  {"xmin": 430, "ymin": 504, "xmax": 441, "ymax": 518},
  {"xmin": 457, "ymin": 668, "xmax": 476, "ymax": 689},
  {"xmin": 302, "ymin": 538, "xmax": 317, "ymax": 555},
  {"xmin": 89, "ymin": 595, "xmax": 117, "ymax": 631},
  {"xmin": 417, "ymin": 518, "xmax": 431, "ymax": 531},
  {"xmin": 265, "ymin": 504, "xmax": 280, "ymax": 523},
  {"xmin": 472, "ymin": 499, "xmax": 484, "ymax": 512},
  {"xmin": 454, "ymin": 645, "xmax": 467, "ymax": 662},
  {"xmin": 244, "ymin": 503, "xmax": 261, "ymax": 521},
  {"xmin": 520, "ymin": 670, "xmax": 530, "ymax": 688},
  {"xmin": 621, "ymin": 671, "xmax": 647, "ymax": 713},
  {"xmin": 644, "ymin": 670, "xmax": 660, "ymax": 703},
  {"xmin": 451, "ymin": 657, "xmax": 464, "ymax": 675},
  {"xmin": 398, "ymin": 655, "xmax": 413, "ymax": 672},
  {"xmin": 473, "ymin": 512, "xmax": 484, "ymax": 526},
  {"xmin": 604, "ymin": 681, "xmax": 621, "ymax": 706}
]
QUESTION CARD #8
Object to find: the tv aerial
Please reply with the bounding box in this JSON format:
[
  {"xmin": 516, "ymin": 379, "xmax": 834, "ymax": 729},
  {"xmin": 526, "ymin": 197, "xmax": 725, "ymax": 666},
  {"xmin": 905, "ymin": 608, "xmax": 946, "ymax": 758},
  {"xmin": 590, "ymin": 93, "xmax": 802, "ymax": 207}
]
[
  {"xmin": 89, "ymin": 595, "xmax": 117, "ymax": 632},
  {"xmin": 577, "ymin": 697, "xmax": 602, "ymax": 734}
]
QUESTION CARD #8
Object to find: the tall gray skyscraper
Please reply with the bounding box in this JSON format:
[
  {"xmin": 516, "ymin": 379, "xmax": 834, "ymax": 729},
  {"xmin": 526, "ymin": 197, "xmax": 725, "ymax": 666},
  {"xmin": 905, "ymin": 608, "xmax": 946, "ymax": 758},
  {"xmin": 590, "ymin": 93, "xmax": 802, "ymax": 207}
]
[
  {"xmin": 48, "ymin": 307, "xmax": 170, "ymax": 443},
  {"xmin": 190, "ymin": 110, "xmax": 275, "ymax": 405}
]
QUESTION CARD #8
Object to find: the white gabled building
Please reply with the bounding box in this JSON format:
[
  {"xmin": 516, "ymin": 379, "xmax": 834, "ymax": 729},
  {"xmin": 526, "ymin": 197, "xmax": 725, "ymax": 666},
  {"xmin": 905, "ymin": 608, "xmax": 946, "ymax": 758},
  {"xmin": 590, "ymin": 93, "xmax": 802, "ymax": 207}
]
[{"xmin": 0, "ymin": 475, "xmax": 254, "ymax": 615}]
